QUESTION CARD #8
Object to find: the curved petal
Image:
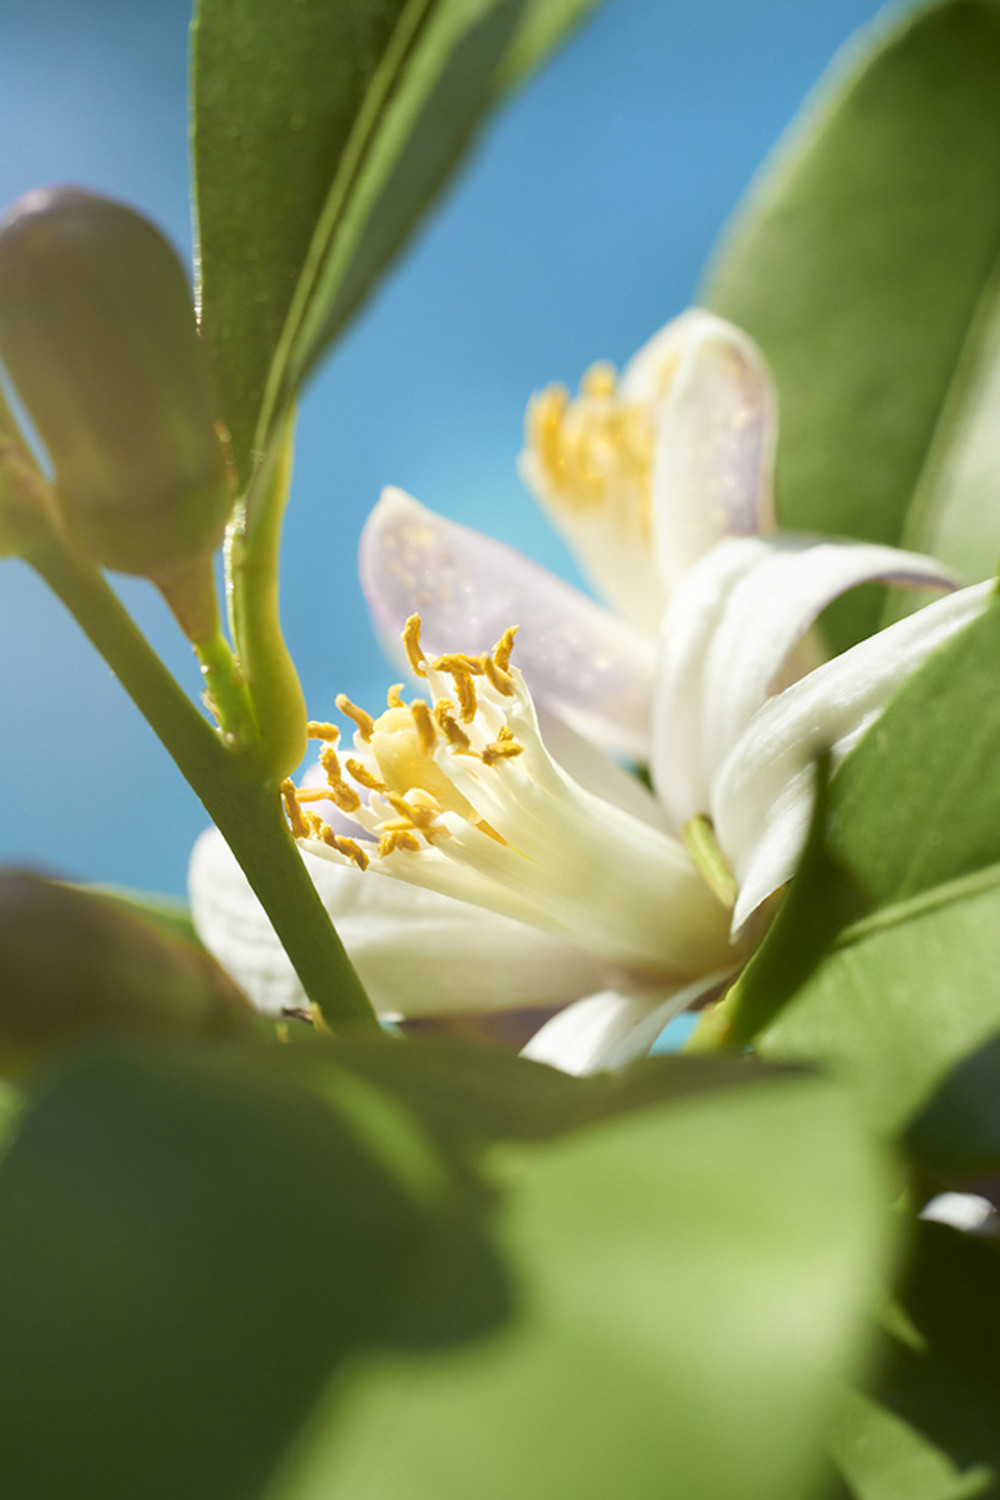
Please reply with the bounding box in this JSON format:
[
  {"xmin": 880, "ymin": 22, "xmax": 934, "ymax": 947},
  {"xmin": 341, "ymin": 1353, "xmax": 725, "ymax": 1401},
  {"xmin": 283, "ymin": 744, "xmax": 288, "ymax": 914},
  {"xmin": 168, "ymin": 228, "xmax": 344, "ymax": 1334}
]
[
  {"xmin": 642, "ymin": 312, "xmax": 777, "ymax": 589},
  {"xmin": 521, "ymin": 970, "xmax": 732, "ymax": 1076},
  {"xmin": 360, "ymin": 487, "xmax": 655, "ymax": 760},
  {"xmin": 652, "ymin": 535, "xmax": 960, "ymax": 829},
  {"xmin": 712, "ymin": 580, "xmax": 993, "ymax": 931},
  {"xmin": 188, "ymin": 828, "xmax": 608, "ymax": 1018}
]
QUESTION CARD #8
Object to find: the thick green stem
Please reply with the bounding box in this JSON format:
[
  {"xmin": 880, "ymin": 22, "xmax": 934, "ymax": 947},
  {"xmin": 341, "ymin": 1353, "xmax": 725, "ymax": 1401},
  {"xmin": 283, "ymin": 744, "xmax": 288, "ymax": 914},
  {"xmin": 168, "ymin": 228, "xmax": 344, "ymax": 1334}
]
[{"xmin": 24, "ymin": 534, "xmax": 378, "ymax": 1033}]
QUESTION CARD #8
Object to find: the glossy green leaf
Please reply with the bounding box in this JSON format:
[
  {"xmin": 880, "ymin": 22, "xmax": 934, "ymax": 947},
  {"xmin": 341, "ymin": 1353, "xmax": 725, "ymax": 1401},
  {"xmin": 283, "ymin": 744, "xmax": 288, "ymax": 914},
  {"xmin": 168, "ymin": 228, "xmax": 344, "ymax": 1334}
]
[
  {"xmin": 752, "ymin": 603, "xmax": 1000, "ymax": 1134},
  {"xmin": 704, "ymin": 0, "xmax": 1000, "ymax": 649},
  {"xmin": 270, "ymin": 1072, "xmax": 891, "ymax": 1500},
  {"xmin": 192, "ymin": 0, "xmax": 600, "ymax": 487},
  {"xmin": 833, "ymin": 1223, "xmax": 1000, "ymax": 1499}
]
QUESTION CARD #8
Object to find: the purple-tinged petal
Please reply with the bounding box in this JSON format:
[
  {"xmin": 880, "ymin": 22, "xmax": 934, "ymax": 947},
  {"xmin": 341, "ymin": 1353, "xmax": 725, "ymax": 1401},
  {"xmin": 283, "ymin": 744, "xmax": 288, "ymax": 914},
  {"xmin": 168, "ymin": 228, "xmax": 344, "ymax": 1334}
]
[
  {"xmin": 712, "ymin": 580, "xmax": 993, "ymax": 932},
  {"xmin": 646, "ymin": 312, "xmax": 776, "ymax": 589},
  {"xmin": 652, "ymin": 535, "xmax": 960, "ymax": 830},
  {"xmin": 188, "ymin": 828, "xmax": 609, "ymax": 1018},
  {"xmin": 360, "ymin": 487, "xmax": 655, "ymax": 759}
]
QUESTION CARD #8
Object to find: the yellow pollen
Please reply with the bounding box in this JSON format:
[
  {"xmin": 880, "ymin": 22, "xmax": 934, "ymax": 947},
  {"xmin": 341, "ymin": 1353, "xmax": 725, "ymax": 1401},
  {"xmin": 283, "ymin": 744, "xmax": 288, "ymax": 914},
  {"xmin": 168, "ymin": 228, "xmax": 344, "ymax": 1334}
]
[
  {"xmin": 434, "ymin": 702, "xmax": 471, "ymax": 752},
  {"xmin": 492, "ymin": 625, "xmax": 518, "ymax": 673},
  {"xmin": 336, "ymin": 693, "xmax": 375, "ymax": 741},
  {"xmin": 481, "ymin": 725, "xmax": 524, "ymax": 765},
  {"xmin": 378, "ymin": 829, "xmax": 422, "ymax": 856},
  {"xmin": 280, "ymin": 779, "xmax": 310, "ymax": 839},
  {"xmin": 307, "ymin": 721, "xmax": 340, "ymax": 743},
  {"xmin": 410, "ymin": 698, "xmax": 437, "ymax": 754},
  {"xmin": 383, "ymin": 791, "xmax": 441, "ymax": 831},
  {"xmin": 386, "ymin": 683, "xmax": 405, "ymax": 708},
  {"xmin": 580, "ymin": 360, "xmax": 617, "ymax": 399},
  {"xmin": 317, "ymin": 825, "xmax": 370, "ymax": 871},
  {"xmin": 430, "ymin": 652, "xmax": 485, "ymax": 676},
  {"xmin": 345, "ymin": 758, "xmax": 388, "ymax": 793},
  {"xmin": 482, "ymin": 654, "xmax": 515, "ymax": 697},
  {"xmin": 450, "ymin": 666, "xmax": 477, "ymax": 722},
  {"xmin": 320, "ymin": 744, "xmax": 362, "ymax": 812},
  {"xmin": 402, "ymin": 614, "xmax": 427, "ymax": 677},
  {"xmin": 525, "ymin": 366, "xmax": 654, "ymax": 536}
]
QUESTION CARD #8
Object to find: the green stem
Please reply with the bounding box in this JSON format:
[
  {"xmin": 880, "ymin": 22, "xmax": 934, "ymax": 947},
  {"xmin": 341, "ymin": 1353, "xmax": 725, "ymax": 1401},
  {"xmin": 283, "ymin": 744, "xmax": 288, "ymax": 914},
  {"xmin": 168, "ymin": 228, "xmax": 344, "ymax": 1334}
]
[{"xmin": 24, "ymin": 534, "xmax": 378, "ymax": 1033}]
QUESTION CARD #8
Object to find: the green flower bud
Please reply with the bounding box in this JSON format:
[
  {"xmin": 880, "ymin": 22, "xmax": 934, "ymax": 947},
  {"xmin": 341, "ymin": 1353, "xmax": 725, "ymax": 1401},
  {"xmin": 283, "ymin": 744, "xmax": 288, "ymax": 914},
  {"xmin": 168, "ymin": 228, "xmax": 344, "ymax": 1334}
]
[
  {"xmin": 0, "ymin": 187, "xmax": 233, "ymax": 575},
  {"xmin": 0, "ymin": 870, "xmax": 255, "ymax": 1076}
]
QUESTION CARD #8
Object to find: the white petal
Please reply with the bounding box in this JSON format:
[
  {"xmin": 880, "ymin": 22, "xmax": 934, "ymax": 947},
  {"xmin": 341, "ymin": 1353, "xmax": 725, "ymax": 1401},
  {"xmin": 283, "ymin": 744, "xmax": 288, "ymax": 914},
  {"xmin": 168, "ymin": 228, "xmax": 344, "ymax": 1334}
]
[
  {"xmin": 653, "ymin": 535, "xmax": 959, "ymax": 830},
  {"xmin": 360, "ymin": 487, "xmax": 655, "ymax": 760},
  {"xmin": 521, "ymin": 970, "xmax": 732, "ymax": 1076},
  {"xmin": 536, "ymin": 708, "xmax": 671, "ymax": 831},
  {"xmin": 712, "ymin": 580, "xmax": 993, "ymax": 931},
  {"xmin": 188, "ymin": 827, "xmax": 608, "ymax": 1018},
  {"xmin": 644, "ymin": 312, "xmax": 777, "ymax": 588}
]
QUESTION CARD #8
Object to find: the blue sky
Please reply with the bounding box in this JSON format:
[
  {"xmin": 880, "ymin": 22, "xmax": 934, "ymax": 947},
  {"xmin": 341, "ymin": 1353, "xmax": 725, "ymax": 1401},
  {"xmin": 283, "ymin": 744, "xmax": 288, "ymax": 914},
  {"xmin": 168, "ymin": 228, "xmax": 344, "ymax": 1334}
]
[{"xmin": 0, "ymin": 0, "xmax": 885, "ymax": 894}]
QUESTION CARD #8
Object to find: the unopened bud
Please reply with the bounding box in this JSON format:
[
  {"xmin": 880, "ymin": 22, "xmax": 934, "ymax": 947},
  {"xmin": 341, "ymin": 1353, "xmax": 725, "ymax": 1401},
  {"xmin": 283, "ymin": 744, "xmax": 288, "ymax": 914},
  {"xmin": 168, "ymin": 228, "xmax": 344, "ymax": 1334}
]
[
  {"xmin": 0, "ymin": 870, "xmax": 255, "ymax": 1075},
  {"xmin": 0, "ymin": 187, "xmax": 232, "ymax": 575}
]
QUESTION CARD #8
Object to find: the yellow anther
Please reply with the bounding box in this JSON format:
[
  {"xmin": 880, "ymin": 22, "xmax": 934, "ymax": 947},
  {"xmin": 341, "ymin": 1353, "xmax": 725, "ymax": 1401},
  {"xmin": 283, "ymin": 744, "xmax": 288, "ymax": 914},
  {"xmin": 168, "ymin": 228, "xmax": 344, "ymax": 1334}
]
[
  {"xmin": 430, "ymin": 652, "xmax": 486, "ymax": 676},
  {"xmin": 434, "ymin": 702, "xmax": 471, "ymax": 752},
  {"xmin": 386, "ymin": 683, "xmax": 405, "ymax": 708},
  {"xmin": 580, "ymin": 360, "xmax": 617, "ymax": 399},
  {"xmin": 295, "ymin": 787, "xmax": 336, "ymax": 803},
  {"xmin": 317, "ymin": 824, "xmax": 370, "ymax": 872},
  {"xmin": 320, "ymin": 744, "xmax": 362, "ymax": 813},
  {"xmin": 378, "ymin": 829, "xmax": 421, "ymax": 857},
  {"xmin": 306, "ymin": 721, "xmax": 340, "ymax": 743},
  {"xmin": 336, "ymin": 693, "xmax": 375, "ymax": 741},
  {"xmin": 345, "ymin": 758, "xmax": 388, "ymax": 794},
  {"xmin": 481, "ymin": 725, "xmax": 524, "ymax": 765},
  {"xmin": 280, "ymin": 779, "xmax": 310, "ymax": 840},
  {"xmin": 402, "ymin": 614, "xmax": 427, "ymax": 677},
  {"xmin": 410, "ymin": 698, "xmax": 437, "ymax": 754},
  {"xmin": 492, "ymin": 625, "xmax": 518, "ymax": 673},
  {"xmin": 384, "ymin": 791, "xmax": 440, "ymax": 831},
  {"xmin": 525, "ymin": 366, "xmax": 654, "ymax": 536},
  {"xmin": 482, "ymin": 653, "xmax": 515, "ymax": 697},
  {"xmin": 450, "ymin": 666, "xmax": 477, "ymax": 722}
]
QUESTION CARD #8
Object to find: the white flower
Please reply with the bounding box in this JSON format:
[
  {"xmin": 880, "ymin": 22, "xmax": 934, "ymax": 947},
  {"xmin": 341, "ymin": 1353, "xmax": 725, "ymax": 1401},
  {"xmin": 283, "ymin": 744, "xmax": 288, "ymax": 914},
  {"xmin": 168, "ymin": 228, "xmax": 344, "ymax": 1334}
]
[{"xmin": 190, "ymin": 312, "xmax": 983, "ymax": 1073}]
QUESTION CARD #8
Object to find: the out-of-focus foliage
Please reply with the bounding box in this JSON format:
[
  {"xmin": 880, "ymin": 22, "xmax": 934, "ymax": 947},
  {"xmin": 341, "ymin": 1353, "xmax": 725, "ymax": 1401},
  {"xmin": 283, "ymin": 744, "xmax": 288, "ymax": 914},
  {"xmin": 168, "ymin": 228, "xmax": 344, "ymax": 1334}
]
[{"xmin": 706, "ymin": 0, "xmax": 1000, "ymax": 648}]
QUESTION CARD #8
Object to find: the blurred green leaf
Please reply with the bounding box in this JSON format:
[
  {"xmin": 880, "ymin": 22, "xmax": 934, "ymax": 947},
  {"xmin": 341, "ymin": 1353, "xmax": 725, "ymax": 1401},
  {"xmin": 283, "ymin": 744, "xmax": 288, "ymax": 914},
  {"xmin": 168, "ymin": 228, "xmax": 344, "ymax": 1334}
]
[
  {"xmin": 833, "ymin": 1223, "xmax": 1000, "ymax": 1499},
  {"xmin": 908, "ymin": 1031, "xmax": 1000, "ymax": 1177},
  {"xmin": 270, "ymin": 1072, "xmax": 891, "ymax": 1500},
  {"xmin": 704, "ymin": 0, "xmax": 1000, "ymax": 649},
  {"xmin": 751, "ymin": 603, "xmax": 1000, "ymax": 1135},
  {"xmin": 192, "ymin": 0, "xmax": 600, "ymax": 488},
  {"xmin": 0, "ymin": 1042, "xmax": 508, "ymax": 1500},
  {"xmin": 831, "ymin": 1386, "xmax": 994, "ymax": 1500}
]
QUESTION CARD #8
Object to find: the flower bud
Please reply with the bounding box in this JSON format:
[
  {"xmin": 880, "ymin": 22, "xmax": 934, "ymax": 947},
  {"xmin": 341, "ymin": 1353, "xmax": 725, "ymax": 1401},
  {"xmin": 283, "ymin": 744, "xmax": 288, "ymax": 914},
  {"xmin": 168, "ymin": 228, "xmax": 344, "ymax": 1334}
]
[
  {"xmin": 0, "ymin": 187, "xmax": 232, "ymax": 575},
  {"xmin": 0, "ymin": 870, "xmax": 255, "ymax": 1076}
]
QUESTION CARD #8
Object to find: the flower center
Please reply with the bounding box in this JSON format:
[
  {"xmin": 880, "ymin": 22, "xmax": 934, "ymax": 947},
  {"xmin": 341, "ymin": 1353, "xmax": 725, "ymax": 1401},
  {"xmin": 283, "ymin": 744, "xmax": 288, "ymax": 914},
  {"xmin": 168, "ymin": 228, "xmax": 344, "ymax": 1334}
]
[
  {"xmin": 286, "ymin": 616, "xmax": 733, "ymax": 980},
  {"xmin": 525, "ymin": 361, "xmax": 655, "ymax": 537}
]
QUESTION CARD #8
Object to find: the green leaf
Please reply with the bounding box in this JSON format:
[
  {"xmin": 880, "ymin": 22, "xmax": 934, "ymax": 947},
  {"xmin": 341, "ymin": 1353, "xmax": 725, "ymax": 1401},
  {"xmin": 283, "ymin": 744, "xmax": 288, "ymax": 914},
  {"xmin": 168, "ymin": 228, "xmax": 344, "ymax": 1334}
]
[
  {"xmin": 907, "ymin": 1028, "xmax": 1000, "ymax": 1178},
  {"xmin": 833, "ymin": 1223, "xmax": 1000, "ymax": 1499},
  {"xmin": 0, "ymin": 1042, "xmax": 506, "ymax": 1500},
  {"xmin": 192, "ymin": 0, "xmax": 600, "ymax": 487},
  {"xmin": 269, "ymin": 1072, "xmax": 891, "ymax": 1500},
  {"xmin": 831, "ymin": 1387, "xmax": 994, "ymax": 1500},
  {"xmin": 752, "ymin": 602, "xmax": 1000, "ymax": 1135},
  {"xmin": 704, "ymin": 0, "xmax": 1000, "ymax": 649}
]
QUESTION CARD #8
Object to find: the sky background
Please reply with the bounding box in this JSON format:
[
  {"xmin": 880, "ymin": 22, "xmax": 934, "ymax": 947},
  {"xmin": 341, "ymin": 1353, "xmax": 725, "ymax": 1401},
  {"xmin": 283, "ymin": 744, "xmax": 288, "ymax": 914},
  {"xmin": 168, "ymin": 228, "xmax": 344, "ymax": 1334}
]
[{"xmin": 0, "ymin": 0, "xmax": 886, "ymax": 896}]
